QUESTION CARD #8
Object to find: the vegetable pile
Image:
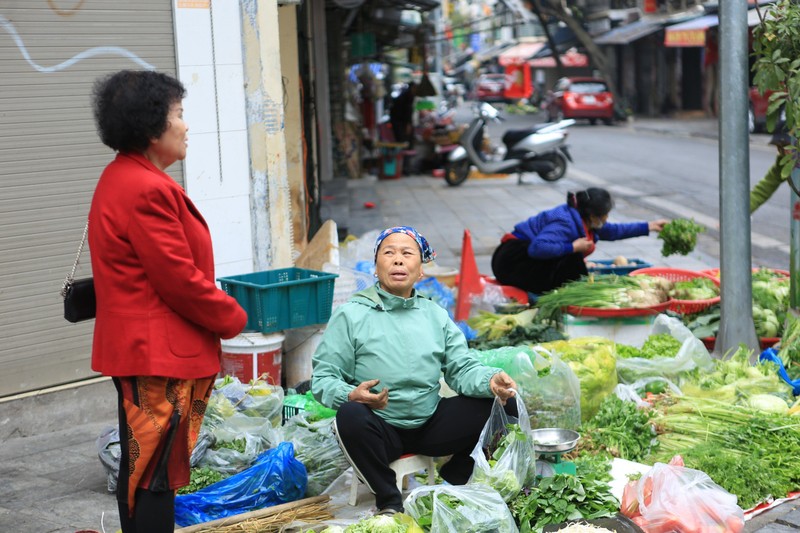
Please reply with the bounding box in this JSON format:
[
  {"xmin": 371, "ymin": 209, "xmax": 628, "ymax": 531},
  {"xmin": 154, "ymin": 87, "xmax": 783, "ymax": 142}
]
[
  {"xmin": 467, "ymin": 309, "xmax": 564, "ymax": 350},
  {"xmin": 535, "ymin": 274, "xmax": 671, "ymax": 321},
  {"xmin": 658, "ymin": 218, "xmax": 705, "ymax": 256}
]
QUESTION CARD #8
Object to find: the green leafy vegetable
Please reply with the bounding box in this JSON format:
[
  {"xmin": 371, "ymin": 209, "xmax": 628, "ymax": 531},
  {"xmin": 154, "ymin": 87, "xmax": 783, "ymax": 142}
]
[
  {"xmin": 658, "ymin": 218, "xmax": 705, "ymax": 256},
  {"xmin": 579, "ymin": 396, "xmax": 656, "ymax": 462},
  {"xmin": 510, "ymin": 473, "xmax": 619, "ymax": 532},
  {"xmin": 177, "ymin": 466, "xmax": 225, "ymax": 494}
]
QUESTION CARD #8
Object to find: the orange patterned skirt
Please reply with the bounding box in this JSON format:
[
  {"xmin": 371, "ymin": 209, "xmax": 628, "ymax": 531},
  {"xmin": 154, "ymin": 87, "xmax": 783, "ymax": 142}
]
[{"xmin": 113, "ymin": 375, "xmax": 215, "ymax": 514}]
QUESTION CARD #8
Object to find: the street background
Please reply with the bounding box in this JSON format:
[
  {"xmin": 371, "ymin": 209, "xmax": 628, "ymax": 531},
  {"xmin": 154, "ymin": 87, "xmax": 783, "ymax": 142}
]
[{"xmin": 1, "ymin": 113, "xmax": 797, "ymax": 533}]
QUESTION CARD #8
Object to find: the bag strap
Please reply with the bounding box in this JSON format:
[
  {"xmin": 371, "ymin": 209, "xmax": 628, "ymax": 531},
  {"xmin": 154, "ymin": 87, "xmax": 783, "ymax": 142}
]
[{"xmin": 60, "ymin": 220, "xmax": 89, "ymax": 297}]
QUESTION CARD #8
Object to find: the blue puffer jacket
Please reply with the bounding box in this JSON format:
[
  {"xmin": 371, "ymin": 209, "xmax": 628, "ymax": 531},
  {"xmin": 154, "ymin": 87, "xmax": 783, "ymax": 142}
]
[{"xmin": 511, "ymin": 204, "xmax": 649, "ymax": 259}]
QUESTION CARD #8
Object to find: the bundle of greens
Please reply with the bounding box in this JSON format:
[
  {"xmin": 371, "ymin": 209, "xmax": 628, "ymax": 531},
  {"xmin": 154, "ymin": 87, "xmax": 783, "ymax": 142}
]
[
  {"xmin": 683, "ymin": 305, "xmax": 720, "ymax": 339},
  {"xmin": 680, "ymin": 345, "xmax": 792, "ymax": 404},
  {"xmin": 753, "ymin": 277, "xmax": 789, "ymax": 336},
  {"xmin": 472, "ymin": 423, "xmax": 529, "ymax": 500},
  {"xmin": 669, "ymin": 277, "xmax": 718, "ymax": 301},
  {"xmin": 535, "ymin": 274, "xmax": 671, "ymax": 322},
  {"xmin": 404, "ymin": 485, "xmax": 518, "ymax": 533},
  {"xmin": 467, "ymin": 309, "xmax": 564, "ymax": 350},
  {"xmin": 578, "ymin": 396, "xmax": 656, "ymax": 462},
  {"xmin": 616, "ymin": 333, "xmax": 683, "ymax": 360},
  {"xmin": 651, "ymin": 395, "xmax": 800, "ymax": 509},
  {"xmin": 280, "ymin": 414, "xmax": 349, "ymax": 497},
  {"xmin": 312, "ymin": 513, "xmax": 423, "ymax": 533},
  {"xmin": 658, "ymin": 218, "xmax": 705, "ymax": 256},
  {"xmin": 178, "ymin": 466, "xmax": 225, "ymax": 495},
  {"xmin": 510, "ymin": 473, "xmax": 619, "ymax": 533},
  {"xmin": 537, "ymin": 338, "xmax": 618, "ymax": 422}
]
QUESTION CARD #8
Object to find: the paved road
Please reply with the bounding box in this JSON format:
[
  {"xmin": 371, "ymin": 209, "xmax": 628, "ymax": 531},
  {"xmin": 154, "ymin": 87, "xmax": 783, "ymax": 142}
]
[{"xmin": 455, "ymin": 104, "xmax": 791, "ymax": 271}]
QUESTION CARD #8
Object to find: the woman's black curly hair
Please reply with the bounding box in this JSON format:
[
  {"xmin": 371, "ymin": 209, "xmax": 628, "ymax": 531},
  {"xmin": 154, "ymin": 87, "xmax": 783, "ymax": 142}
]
[{"xmin": 92, "ymin": 70, "xmax": 186, "ymax": 153}]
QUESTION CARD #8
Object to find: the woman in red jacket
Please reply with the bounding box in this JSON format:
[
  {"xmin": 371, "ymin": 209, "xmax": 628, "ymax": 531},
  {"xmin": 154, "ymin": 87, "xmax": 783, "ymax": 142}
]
[{"xmin": 88, "ymin": 70, "xmax": 248, "ymax": 533}]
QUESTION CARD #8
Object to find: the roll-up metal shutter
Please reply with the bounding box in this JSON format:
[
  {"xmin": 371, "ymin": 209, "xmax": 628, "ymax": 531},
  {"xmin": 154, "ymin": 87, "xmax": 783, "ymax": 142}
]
[{"xmin": 0, "ymin": 1, "xmax": 181, "ymax": 396}]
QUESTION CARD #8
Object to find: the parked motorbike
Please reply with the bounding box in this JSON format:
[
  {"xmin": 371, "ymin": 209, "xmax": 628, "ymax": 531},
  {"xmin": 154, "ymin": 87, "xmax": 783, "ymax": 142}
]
[{"xmin": 444, "ymin": 102, "xmax": 575, "ymax": 186}]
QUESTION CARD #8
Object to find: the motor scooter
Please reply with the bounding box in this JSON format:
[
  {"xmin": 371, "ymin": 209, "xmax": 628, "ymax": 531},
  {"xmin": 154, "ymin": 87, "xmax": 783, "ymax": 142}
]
[{"xmin": 444, "ymin": 102, "xmax": 574, "ymax": 186}]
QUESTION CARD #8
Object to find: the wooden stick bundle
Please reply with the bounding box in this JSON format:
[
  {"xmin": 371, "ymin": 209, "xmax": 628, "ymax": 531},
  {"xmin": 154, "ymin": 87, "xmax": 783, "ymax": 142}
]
[{"xmin": 174, "ymin": 495, "xmax": 333, "ymax": 533}]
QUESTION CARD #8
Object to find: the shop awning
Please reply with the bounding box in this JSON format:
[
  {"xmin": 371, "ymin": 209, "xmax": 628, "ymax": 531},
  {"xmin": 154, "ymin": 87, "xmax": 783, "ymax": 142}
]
[
  {"xmin": 498, "ymin": 41, "xmax": 546, "ymax": 67},
  {"xmin": 664, "ymin": 7, "xmax": 767, "ymax": 47},
  {"xmin": 594, "ymin": 18, "xmax": 664, "ymax": 46},
  {"xmin": 529, "ymin": 50, "xmax": 589, "ymax": 69},
  {"xmin": 664, "ymin": 14, "xmax": 718, "ymax": 47},
  {"xmin": 474, "ymin": 41, "xmax": 516, "ymax": 63}
]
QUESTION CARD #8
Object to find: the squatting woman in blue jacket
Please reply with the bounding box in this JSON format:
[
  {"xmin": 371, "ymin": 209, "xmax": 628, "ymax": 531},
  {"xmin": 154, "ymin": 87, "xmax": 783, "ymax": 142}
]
[{"xmin": 491, "ymin": 188, "xmax": 667, "ymax": 295}]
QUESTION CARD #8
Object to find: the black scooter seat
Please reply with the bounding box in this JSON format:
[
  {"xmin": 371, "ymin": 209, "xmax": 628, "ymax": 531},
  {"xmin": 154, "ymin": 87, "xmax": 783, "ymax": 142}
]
[{"xmin": 501, "ymin": 124, "xmax": 550, "ymax": 146}]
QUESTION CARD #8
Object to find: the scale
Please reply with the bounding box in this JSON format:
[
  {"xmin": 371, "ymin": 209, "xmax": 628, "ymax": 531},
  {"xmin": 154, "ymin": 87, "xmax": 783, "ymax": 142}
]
[{"xmin": 531, "ymin": 428, "xmax": 580, "ymax": 478}]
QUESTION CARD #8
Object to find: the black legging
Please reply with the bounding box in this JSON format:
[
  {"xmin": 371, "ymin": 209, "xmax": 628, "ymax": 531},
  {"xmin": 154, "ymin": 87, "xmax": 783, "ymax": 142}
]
[
  {"xmin": 334, "ymin": 396, "xmax": 517, "ymax": 512},
  {"xmin": 491, "ymin": 238, "xmax": 587, "ymax": 295}
]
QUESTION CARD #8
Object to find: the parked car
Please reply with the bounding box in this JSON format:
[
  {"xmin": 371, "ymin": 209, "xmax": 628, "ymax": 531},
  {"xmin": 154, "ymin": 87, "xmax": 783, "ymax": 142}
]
[
  {"xmin": 749, "ymin": 86, "xmax": 774, "ymax": 134},
  {"xmin": 474, "ymin": 73, "xmax": 509, "ymax": 103},
  {"xmin": 544, "ymin": 77, "xmax": 614, "ymax": 125}
]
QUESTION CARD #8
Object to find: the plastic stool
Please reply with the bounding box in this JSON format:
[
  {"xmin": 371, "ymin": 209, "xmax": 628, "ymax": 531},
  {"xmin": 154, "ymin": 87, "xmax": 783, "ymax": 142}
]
[{"xmin": 348, "ymin": 453, "xmax": 436, "ymax": 506}]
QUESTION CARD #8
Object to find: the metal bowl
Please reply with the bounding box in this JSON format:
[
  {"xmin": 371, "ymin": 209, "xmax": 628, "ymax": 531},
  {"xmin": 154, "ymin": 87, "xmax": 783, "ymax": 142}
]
[{"xmin": 531, "ymin": 428, "xmax": 580, "ymax": 453}]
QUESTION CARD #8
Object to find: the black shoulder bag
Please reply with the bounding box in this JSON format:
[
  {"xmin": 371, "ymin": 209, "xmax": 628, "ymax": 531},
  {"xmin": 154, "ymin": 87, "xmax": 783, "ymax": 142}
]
[{"xmin": 60, "ymin": 220, "xmax": 96, "ymax": 323}]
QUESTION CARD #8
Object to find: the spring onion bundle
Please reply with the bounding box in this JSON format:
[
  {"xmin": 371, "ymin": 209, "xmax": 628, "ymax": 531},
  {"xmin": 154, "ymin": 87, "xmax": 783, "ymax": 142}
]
[{"xmin": 536, "ymin": 274, "xmax": 670, "ymax": 321}]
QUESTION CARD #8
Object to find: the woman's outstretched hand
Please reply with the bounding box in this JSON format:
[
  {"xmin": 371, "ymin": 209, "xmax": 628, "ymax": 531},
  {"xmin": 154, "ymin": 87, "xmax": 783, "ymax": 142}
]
[
  {"xmin": 348, "ymin": 379, "xmax": 389, "ymax": 410},
  {"xmin": 489, "ymin": 372, "xmax": 517, "ymax": 405},
  {"xmin": 648, "ymin": 219, "xmax": 669, "ymax": 232}
]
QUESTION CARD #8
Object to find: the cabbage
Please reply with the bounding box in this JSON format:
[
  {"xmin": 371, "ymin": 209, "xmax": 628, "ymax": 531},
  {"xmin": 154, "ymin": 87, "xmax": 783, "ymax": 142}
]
[{"xmin": 747, "ymin": 394, "xmax": 789, "ymax": 414}]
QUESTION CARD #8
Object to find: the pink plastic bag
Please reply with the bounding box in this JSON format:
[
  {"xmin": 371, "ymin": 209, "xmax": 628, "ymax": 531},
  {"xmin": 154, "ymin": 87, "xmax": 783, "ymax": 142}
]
[{"xmin": 622, "ymin": 458, "xmax": 745, "ymax": 533}]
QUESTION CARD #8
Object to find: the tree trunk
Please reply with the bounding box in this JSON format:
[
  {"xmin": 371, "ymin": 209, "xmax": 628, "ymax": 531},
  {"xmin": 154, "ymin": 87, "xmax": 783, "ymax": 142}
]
[{"xmin": 534, "ymin": 1, "xmax": 625, "ymax": 118}]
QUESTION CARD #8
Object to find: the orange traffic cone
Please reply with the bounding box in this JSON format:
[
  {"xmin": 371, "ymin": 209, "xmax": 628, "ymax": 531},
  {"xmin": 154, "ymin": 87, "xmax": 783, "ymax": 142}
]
[{"xmin": 455, "ymin": 229, "xmax": 484, "ymax": 322}]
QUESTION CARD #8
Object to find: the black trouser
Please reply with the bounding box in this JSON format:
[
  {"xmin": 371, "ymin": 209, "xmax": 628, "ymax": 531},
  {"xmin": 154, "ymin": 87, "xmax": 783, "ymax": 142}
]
[
  {"xmin": 334, "ymin": 396, "xmax": 517, "ymax": 512},
  {"xmin": 491, "ymin": 239, "xmax": 587, "ymax": 295},
  {"xmin": 117, "ymin": 489, "xmax": 175, "ymax": 533}
]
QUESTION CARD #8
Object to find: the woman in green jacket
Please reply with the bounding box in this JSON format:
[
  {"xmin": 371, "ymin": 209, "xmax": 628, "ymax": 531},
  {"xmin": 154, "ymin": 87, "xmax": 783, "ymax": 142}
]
[{"xmin": 311, "ymin": 226, "xmax": 517, "ymax": 515}]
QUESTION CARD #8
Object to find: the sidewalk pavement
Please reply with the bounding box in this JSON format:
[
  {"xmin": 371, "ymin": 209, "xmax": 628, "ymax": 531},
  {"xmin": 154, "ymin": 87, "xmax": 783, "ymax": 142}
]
[{"xmin": 0, "ymin": 115, "xmax": 793, "ymax": 533}]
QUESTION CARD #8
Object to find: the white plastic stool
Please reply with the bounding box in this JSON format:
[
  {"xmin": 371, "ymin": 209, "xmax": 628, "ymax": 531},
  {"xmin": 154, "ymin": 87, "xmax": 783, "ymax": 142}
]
[{"xmin": 348, "ymin": 453, "xmax": 436, "ymax": 506}]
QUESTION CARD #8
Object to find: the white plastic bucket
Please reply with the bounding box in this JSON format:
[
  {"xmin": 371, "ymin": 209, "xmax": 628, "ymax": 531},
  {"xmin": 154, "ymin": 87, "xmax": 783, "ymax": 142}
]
[{"xmin": 220, "ymin": 332, "xmax": 285, "ymax": 385}]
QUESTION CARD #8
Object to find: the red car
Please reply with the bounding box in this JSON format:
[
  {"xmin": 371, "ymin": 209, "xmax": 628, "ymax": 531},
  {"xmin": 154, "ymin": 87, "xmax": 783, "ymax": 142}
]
[
  {"xmin": 474, "ymin": 73, "xmax": 509, "ymax": 103},
  {"xmin": 545, "ymin": 77, "xmax": 614, "ymax": 125}
]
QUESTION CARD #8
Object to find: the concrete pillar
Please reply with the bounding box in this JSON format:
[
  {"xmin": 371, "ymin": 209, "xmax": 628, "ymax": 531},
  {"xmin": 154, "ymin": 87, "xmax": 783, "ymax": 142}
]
[
  {"xmin": 240, "ymin": 0, "xmax": 294, "ymax": 269},
  {"xmin": 278, "ymin": 5, "xmax": 309, "ymax": 258}
]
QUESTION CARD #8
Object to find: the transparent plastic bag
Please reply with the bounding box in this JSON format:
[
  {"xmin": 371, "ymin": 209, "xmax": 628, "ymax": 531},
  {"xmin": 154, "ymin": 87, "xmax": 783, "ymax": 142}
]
[
  {"xmin": 404, "ymin": 484, "xmax": 519, "ymax": 533},
  {"xmin": 279, "ymin": 413, "xmax": 349, "ymax": 496},
  {"xmin": 211, "ymin": 376, "xmax": 284, "ymax": 427},
  {"xmin": 472, "ymin": 346, "xmax": 581, "ymax": 430},
  {"xmin": 198, "ymin": 413, "xmax": 279, "ymax": 474},
  {"xmin": 616, "ymin": 314, "xmax": 715, "ymax": 384},
  {"xmin": 468, "ymin": 394, "xmax": 531, "ymax": 502},
  {"xmin": 614, "ymin": 377, "xmax": 682, "ymax": 407},
  {"xmin": 622, "ymin": 461, "xmax": 745, "ymax": 533},
  {"xmin": 339, "ymin": 229, "xmax": 381, "ymax": 271},
  {"xmin": 95, "ymin": 426, "xmax": 120, "ymax": 493}
]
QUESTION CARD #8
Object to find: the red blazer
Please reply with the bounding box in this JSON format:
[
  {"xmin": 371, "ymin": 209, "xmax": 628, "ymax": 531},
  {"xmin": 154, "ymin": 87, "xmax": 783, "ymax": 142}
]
[{"xmin": 88, "ymin": 153, "xmax": 247, "ymax": 378}]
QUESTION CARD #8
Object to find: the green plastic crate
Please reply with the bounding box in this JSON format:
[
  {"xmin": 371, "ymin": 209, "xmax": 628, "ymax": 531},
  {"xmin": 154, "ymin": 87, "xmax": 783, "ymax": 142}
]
[{"xmin": 218, "ymin": 267, "xmax": 338, "ymax": 334}]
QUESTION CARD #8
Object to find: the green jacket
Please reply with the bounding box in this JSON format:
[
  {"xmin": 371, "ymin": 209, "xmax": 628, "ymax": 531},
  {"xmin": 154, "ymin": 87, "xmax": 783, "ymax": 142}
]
[
  {"xmin": 750, "ymin": 153, "xmax": 785, "ymax": 213},
  {"xmin": 311, "ymin": 284, "xmax": 500, "ymax": 429}
]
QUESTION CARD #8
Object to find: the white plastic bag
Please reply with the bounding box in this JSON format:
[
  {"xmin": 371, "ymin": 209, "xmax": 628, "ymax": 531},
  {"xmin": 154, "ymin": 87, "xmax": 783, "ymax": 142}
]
[
  {"xmin": 468, "ymin": 394, "xmax": 531, "ymax": 501},
  {"xmin": 616, "ymin": 314, "xmax": 714, "ymax": 384},
  {"xmin": 404, "ymin": 484, "xmax": 519, "ymax": 533}
]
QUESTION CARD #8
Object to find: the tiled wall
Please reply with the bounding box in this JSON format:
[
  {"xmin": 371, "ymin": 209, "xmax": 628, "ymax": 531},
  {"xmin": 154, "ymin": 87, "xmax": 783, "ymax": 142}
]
[{"xmin": 175, "ymin": 1, "xmax": 254, "ymax": 278}]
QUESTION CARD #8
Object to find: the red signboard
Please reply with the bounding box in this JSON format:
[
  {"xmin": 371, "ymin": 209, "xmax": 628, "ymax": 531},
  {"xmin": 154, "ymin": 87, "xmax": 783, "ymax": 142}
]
[{"xmin": 644, "ymin": 0, "xmax": 657, "ymax": 13}]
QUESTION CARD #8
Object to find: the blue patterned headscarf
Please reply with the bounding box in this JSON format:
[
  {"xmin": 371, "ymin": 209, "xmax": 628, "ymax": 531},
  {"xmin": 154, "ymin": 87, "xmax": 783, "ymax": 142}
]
[{"xmin": 374, "ymin": 226, "xmax": 436, "ymax": 264}]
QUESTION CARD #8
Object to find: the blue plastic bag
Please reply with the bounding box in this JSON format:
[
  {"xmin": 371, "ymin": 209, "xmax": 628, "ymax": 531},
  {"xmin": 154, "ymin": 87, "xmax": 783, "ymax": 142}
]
[{"xmin": 174, "ymin": 442, "xmax": 307, "ymax": 527}]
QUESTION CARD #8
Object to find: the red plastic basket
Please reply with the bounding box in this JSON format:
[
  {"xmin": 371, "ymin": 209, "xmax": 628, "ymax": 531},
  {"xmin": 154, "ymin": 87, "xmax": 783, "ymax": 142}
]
[
  {"xmin": 700, "ymin": 267, "xmax": 790, "ymax": 281},
  {"xmin": 630, "ymin": 267, "xmax": 720, "ymax": 315},
  {"xmin": 565, "ymin": 301, "xmax": 671, "ymax": 318},
  {"xmin": 702, "ymin": 337, "xmax": 780, "ymax": 351}
]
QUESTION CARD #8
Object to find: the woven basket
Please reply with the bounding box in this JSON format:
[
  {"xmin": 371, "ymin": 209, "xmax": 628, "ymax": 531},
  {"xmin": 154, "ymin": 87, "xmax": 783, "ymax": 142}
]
[
  {"xmin": 631, "ymin": 267, "xmax": 720, "ymax": 315},
  {"xmin": 700, "ymin": 267, "xmax": 790, "ymax": 281}
]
